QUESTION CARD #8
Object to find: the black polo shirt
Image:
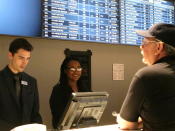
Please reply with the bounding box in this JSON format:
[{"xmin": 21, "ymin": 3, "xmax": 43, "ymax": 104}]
[{"xmin": 120, "ymin": 56, "xmax": 175, "ymax": 131}]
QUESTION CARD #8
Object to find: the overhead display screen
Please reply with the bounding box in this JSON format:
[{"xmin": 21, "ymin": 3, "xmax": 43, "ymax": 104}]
[
  {"xmin": 120, "ymin": 0, "xmax": 175, "ymax": 45},
  {"xmin": 42, "ymin": 0, "xmax": 175, "ymax": 45},
  {"xmin": 0, "ymin": 0, "xmax": 41, "ymax": 36}
]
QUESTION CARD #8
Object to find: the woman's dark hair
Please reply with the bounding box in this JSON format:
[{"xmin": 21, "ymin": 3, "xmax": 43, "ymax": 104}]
[{"xmin": 59, "ymin": 57, "xmax": 83, "ymax": 89}]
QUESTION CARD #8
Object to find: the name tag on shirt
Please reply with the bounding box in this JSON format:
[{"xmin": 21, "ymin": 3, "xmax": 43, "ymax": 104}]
[{"xmin": 21, "ymin": 80, "xmax": 28, "ymax": 86}]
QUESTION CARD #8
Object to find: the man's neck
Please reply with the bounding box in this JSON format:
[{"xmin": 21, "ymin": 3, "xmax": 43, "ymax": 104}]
[
  {"xmin": 153, "ymin": 51, "xmax": 167, "ymax": 65},
  {"xmin": 8, "ymin": 64, "xmax": 19, "ymax": 74}
]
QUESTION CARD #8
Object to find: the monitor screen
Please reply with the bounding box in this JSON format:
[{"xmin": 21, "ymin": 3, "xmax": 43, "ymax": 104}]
[
  {"xmin": 42, "ymin": 0, "xmax": 175, "ymax": 45},
  {"xmin": 58, "ymin": 92, "xmax": 109, "ymax": 130}
]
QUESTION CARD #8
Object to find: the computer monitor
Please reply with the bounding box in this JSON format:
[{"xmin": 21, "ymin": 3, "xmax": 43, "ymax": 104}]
[{"xmin": 58, "ymin": 92, "xmax": 109, "ymax": 130}]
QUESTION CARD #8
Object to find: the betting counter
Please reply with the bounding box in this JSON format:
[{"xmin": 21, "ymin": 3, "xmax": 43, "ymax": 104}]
[{"xmin": 61, "ymin": 124, "xmax": 141, "ymax": 131}]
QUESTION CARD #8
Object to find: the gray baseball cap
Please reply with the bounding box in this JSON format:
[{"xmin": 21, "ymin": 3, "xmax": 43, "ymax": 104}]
[{"xmin": 136, "ymin": 23, "xmax": 175, "ymax": 47}]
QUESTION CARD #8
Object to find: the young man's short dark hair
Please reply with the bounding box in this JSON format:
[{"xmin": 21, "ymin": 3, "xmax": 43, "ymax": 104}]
[{"xmin": 9, "ymin": 38, "xmax": 33, "ymax": 55}]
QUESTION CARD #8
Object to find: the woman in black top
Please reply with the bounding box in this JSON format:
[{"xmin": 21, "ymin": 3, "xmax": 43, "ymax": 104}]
[{"xmin": 49, "ymin": 57, "xmax": 91, "ymax": 129}]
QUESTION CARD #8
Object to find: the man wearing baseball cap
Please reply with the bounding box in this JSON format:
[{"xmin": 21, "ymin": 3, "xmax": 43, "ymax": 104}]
[{"xmin": 117, "ymin": 23, "xmax": 175, "ymax": 131}]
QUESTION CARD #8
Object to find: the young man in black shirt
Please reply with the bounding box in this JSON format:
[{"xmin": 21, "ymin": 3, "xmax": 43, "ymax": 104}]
[{"xmin": 0, "ymin": 38, "xmax": 42, "ymax": 131}]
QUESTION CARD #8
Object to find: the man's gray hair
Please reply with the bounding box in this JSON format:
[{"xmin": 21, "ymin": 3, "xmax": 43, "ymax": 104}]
[{"xmin": 164, "ymin": 43, "xmax": 175, "ymax": 56}]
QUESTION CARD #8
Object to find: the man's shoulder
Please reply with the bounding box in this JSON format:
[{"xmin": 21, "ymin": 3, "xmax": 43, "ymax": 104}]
[
  {"xmin": 136, "ymin": 64, "xmax": 165, "ymax": 78},
  {"xmin": 21, "ymin": 72, "xmax": 36, "ymax": 81},
  {"xmin": 0, "ymin": 69, "xmax": 4, "ymax": 75},
  {"xmin": 138, "ymin": 65, "xmax": 154, "ymax": 72},
  {"xmin": 0, "ymin": 66, "xmax": 8, "ymax": 76},
  {"xmin": 0, "ymin": 69, "xmax": 4, "ymax": 78}
]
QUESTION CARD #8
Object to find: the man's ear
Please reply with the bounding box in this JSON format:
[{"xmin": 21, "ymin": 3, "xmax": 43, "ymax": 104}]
[
  {"xmin": 155, "ymin": 42, "xmax": 164, "ymax": 55},
  {"xmin": 8, "ymin": 52, "xmax": 13, "ymax": 60}
]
